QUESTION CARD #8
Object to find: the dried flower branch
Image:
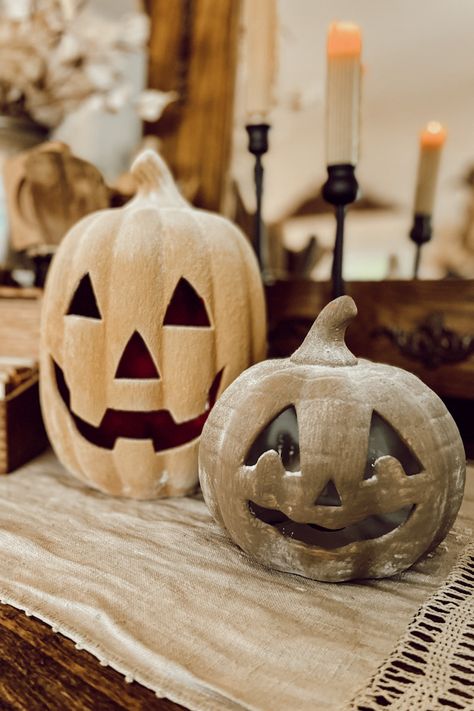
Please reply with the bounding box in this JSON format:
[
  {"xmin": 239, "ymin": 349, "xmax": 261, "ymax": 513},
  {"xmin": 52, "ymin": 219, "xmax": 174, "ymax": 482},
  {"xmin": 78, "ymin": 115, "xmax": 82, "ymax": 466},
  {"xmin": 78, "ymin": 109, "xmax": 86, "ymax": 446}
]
[{"xmin": 0, "ymin": 0, "xmax": 174, "ymax": 128}]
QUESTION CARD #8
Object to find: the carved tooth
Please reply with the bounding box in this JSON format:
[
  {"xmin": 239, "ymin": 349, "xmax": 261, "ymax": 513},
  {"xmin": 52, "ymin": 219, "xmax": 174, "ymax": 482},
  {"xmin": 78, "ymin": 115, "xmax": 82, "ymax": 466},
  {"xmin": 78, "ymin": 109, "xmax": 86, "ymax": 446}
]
[{"xmin": 251, "ymin": 450, "xmax": 286, "ymax": 506}]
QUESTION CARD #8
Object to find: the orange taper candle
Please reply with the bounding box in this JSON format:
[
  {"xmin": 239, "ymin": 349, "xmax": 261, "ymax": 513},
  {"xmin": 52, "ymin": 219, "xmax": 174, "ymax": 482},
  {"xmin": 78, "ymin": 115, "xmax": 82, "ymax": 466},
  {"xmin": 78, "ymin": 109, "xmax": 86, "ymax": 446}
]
[
  {"xmin": 326, "ymin": 22, "xmax": 362, "ymax": 167},
  {"xmin": 244, "ymin": 0, "xmax": 277, "ymax": 122},
  {"xmin": 413, "ymin": 121, "xmax": 447, "ymax": 216}
]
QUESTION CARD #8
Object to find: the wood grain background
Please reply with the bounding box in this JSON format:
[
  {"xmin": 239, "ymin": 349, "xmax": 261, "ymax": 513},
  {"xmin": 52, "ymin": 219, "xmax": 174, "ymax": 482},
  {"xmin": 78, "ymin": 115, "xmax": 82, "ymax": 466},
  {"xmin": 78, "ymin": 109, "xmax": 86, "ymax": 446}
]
[
  {"xmin": 144, "ymin": 0, "xmax": 241, "ymax": 212},
  {"xmin": 266, "ymin": 279, "xmax": 474, "ymax": 399}
]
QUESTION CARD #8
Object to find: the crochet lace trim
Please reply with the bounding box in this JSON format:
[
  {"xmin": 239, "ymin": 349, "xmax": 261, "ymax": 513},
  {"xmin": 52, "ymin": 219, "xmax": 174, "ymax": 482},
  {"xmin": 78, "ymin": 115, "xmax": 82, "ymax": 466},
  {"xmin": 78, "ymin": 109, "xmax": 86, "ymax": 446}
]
[{"xmin": 350, "ymin": 543, "xmax": 474, "ymax": 710}]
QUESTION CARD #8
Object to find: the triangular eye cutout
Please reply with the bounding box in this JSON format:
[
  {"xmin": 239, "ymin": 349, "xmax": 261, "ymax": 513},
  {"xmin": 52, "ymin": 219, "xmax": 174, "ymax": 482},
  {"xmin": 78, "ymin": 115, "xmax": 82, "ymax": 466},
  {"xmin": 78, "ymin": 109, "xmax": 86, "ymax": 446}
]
[
  {"xmin": 66, "ymin": 273, "xmax": 102, "ymax": 319},
  {"xmin": 315, "ymin": 480, "xmax": 342, "ymax": 507},
  {"xmin": 364, "ymin": 411, "xmax": 422, "ymax": 479},
  {"xmin": 115, "ymin": 332, "xmax": 160, "ymax": 380},
  {"xmin": 245, "ymin": 406, "xmax": 300, "ymax": 472},
  {"xmin": 163, "ymin": 278, "xmax": 211, "ymax": 327}
]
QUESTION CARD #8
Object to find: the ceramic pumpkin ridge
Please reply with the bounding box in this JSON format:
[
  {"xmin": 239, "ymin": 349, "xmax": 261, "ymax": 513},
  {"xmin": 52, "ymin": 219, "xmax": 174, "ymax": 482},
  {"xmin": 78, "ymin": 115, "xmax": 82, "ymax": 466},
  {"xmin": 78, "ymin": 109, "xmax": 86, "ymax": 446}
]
[
  {"xmin": 40, "ymin": 149, "xmax": 266, "ymax": 499},
  {"xmin": 199, "ymin": 296, "xmax": 466, "ymax": 582}
]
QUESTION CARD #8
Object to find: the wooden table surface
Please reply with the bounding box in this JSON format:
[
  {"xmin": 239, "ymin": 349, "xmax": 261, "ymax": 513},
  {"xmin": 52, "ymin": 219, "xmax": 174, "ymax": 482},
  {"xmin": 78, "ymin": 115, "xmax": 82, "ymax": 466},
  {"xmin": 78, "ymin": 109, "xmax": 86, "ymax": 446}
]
[{"xmin": 0, "ymin": 604, "xmax": 186, "ymax": 710}]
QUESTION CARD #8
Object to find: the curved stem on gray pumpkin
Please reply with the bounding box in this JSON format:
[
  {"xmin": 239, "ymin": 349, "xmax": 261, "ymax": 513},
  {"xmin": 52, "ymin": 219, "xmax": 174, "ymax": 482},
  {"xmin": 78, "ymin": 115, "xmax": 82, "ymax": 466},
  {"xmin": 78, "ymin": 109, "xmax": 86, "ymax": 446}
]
[
  {"xmin": 129, "ymin": 149, "xmax": 189, "ymax": 209},
  {"xmin": 290, "ymin": 295, "xmax": 358, "ymax": 367}
]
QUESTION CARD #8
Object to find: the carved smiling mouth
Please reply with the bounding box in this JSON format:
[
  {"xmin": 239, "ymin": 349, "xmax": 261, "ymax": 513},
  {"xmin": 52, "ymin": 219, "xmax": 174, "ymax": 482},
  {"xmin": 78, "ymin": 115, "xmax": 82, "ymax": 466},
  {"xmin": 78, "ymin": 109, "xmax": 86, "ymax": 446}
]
[
  {"xmin": 249, "ymin": 501, "xmax": 416, "ymax": 550},
  {"xmin": 53, "ymin": 359, "xmax": 223, "ymax": 452}
]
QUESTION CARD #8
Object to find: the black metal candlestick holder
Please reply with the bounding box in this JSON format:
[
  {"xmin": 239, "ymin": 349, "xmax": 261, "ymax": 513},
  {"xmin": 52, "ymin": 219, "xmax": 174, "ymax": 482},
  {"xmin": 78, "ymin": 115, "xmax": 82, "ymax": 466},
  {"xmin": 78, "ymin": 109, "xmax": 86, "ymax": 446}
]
[
  {"xmin": 246, "ymin": 123, "xmax": 270, "ymax": 275},
  {"xmin": 410, "ymin": 214, "xmax": 432, "ymax": 279},
  {"xmin": 29, "ymin": 252, "xmax": 53, "ymax": 288},
  {"xmin": 322, "ymin": 163, "xmax": 358, "ymax": 298}
]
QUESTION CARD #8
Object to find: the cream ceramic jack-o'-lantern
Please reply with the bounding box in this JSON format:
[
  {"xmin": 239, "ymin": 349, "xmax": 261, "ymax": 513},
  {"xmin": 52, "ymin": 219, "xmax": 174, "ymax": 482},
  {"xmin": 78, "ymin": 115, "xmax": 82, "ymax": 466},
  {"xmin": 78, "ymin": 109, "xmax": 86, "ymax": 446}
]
[
  {"xmin": 199, "ymin": 297, "xmax": 466, "ymax": 581},
  {"xmin": 40, "ymin": 150, "xmax": 266, "ymax": 499}
]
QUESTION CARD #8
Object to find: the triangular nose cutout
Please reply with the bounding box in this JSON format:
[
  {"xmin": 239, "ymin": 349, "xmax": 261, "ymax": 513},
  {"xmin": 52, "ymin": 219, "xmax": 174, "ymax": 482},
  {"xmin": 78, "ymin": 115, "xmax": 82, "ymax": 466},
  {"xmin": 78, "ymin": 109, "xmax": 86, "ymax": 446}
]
[
  {"xmin": 115, "ymin": 332, "xmax": 160, "ymax": 380},
  {"xmin": 315, "ymin": 480, "xmax": 342, "ymax": 507}
]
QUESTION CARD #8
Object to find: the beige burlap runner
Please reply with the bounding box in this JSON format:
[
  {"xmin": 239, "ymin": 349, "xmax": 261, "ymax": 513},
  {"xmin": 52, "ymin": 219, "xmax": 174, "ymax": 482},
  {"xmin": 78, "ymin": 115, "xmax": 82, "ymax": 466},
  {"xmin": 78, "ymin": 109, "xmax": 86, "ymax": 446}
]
[{"xmin": 0, "ymin": 452, "xmax": 472, "ymax": 711}]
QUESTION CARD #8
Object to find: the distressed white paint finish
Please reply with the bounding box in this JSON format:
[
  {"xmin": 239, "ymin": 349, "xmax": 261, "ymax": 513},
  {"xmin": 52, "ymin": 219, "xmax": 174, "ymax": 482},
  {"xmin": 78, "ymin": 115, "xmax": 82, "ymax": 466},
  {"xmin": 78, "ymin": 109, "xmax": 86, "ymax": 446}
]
[{"xmin": 199, "ymin": 296, "xmax": 466, "ymax": 581}]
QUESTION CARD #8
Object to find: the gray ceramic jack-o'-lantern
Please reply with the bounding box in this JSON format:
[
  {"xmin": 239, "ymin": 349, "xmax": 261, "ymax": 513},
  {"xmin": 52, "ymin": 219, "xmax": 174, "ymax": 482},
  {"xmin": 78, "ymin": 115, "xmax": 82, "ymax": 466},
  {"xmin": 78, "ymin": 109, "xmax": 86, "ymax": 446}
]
[
  {"xmin": 40, "ymin": 150, "xmax": 266, "ymax": 499},
  {"xmin": 199, "ymin": 296, "xmax": 466, "ymax": 581}
]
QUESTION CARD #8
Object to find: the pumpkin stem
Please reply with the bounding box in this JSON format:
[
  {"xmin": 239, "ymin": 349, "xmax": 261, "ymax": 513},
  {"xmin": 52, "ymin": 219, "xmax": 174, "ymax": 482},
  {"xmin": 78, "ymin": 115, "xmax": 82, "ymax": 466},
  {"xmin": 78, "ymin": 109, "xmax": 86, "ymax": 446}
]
[
  {"xmin": 290, "ymin": 296, "xmax": 358, "ymax": 367},
  {"xmin": 129, "ymin": 149, "xmax": 188, "ymax": 208}
]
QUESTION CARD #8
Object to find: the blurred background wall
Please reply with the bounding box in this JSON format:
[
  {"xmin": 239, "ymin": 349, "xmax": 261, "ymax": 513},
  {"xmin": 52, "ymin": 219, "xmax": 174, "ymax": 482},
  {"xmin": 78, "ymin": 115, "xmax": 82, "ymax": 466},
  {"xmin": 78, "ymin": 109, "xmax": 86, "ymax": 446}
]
[
  {"xmin": 15, "ymin": 0, "xmax": 474, "ymax": 278},
  {"xmin": 231, "ymin": 0, "xmax": 474, "ymax": 277}
]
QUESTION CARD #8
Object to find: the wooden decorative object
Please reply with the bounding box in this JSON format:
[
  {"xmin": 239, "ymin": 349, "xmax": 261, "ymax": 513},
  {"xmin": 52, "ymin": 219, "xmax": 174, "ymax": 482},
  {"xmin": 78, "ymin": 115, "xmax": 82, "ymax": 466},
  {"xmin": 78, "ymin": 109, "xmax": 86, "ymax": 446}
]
[
  {"xmin": 144, "ymin": 0, "xmax": 240, "ymax": 211},
  {"xmin": 0, "ymin": 360, "xmax": 48, "ymax": 474},
  {"xmin": 4, "ymin": 141, "xmax": 109, "ymax": 253},
  {"xmin": 40, "ymin": 150, "xmax": 266, "ymax": 500},
  {"xmin": 0, "ymin": 287, "xmax": 42, "ymax": 359},
  {"xmin": 199, "ymin": 296, "xmax": 466, "ymax": 582},
  {"xmin": 265, "ymin": 279, "xmax": 474, "ymax": 399}
]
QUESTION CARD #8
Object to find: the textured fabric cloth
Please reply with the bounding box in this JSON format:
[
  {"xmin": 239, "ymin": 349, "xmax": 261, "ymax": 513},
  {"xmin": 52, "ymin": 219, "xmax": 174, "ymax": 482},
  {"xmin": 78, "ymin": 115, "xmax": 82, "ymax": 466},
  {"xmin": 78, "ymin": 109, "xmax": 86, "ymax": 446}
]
[{"xmin": 0, "ymin": 452, "xmax": 472, "ymax": 711}]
